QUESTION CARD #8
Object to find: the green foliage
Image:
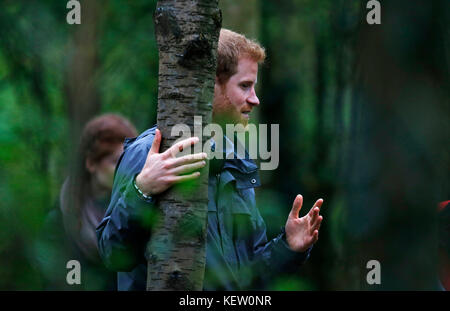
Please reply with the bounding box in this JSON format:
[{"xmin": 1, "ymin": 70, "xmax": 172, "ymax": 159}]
[
  {"xmin": 0, "ymin": 0, "xmax": 447, "ymax": 290},
  {"xmin": 269, "ymin": 275, "xmax": 316, "ymax": 291}
]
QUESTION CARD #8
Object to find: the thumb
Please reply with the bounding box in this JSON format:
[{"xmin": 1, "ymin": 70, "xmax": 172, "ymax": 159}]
[
  {"xmin": 289, "ymin": 194, "xmax": 303, "ymax": 219},
  {"xmin": 149, "ymin": 128, "xmax": 161, "ymax": 155}
]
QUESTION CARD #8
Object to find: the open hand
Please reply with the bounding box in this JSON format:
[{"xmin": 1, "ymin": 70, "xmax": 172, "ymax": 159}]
[
  {"xmin": 135, "ymin": 129, "xmax": 207, "ymax": 196},
  {"xmin": 284, "ymin": 195, "xmax": 324, "ymax": 252}
]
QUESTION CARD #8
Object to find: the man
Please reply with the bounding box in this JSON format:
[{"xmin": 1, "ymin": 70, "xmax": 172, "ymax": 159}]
[{"xmin": 96, "ymin": 29, "xmax": 324, "ymax": 290}]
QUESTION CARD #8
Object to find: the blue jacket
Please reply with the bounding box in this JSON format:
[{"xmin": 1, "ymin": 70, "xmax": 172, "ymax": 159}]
[{"xmin": 96, "ymin": 126, "xmax": 311, "ymax": 290}]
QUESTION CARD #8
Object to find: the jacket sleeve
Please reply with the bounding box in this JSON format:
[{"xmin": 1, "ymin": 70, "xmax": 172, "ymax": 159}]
[
  {"xmin": 252, "ymin": 207, "xmax": 312, "ymax": 281},
  {"xmin": 96, "ymin": 135, "xmax": 156, "ymax": 272}
]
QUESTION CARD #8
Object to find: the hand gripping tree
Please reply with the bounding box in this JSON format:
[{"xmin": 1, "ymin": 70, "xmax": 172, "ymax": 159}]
[{"xmin": 146, "ymin": 0, "xmax": 221, "ymax": 290}]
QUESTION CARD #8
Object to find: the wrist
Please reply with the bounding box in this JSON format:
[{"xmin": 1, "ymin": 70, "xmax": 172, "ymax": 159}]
[
  {"xmin": 133, "ymin": 174, "xmax": 153, "ymax": 200},
  {"xmin": 281, "ymin": 226, "xmax": 308, "ymax": 253},
  {"xmin": 281, "ymin": 226, "xmax": 293, "ymax": 250}
]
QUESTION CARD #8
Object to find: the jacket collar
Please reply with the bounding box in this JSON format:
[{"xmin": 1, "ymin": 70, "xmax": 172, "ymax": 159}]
[
  {"xmin": 124, "ymin": 126, "xmax": 156, "ymax": 150},
  {"xmin": 210, "ymin": 134, "xmax": 261, "ymax": 189},
  {"xmin": 211, "ymin": 134, "xmax": 258, "ymax": 175}
]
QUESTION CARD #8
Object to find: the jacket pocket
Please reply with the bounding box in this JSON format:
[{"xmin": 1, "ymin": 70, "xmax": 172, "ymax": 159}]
[{"xmin": 231, "ymin": 190, "xmax": 257, "ymax": 240}]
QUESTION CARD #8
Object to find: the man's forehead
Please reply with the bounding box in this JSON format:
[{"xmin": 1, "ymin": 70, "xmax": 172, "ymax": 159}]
[
  {"xmin": 235, "ymin": 58, "xmax": 259, "ymax": 79},
  {"xmin": 237, "ymin": 57, "xmax": 259, "ymax": 68}
]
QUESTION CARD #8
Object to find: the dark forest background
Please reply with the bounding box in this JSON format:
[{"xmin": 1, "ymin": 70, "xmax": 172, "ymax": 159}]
[{"xmin": 0, "ymin": 0, "xmax": 448, "ymax": 290}]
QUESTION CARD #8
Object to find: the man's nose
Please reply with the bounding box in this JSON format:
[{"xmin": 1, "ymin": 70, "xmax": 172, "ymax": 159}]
[{"xmin": 247, "ymin": 88, "xmax": 260, "ymax": 106}]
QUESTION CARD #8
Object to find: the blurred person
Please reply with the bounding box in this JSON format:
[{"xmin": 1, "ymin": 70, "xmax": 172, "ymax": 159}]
[
  {"xmin": 37, "ymin": 114, "xmax": 138, "ymax": 290},
  {"xmin": 97, "ymin": 29, "xmax": 325, "ymax": 290}
]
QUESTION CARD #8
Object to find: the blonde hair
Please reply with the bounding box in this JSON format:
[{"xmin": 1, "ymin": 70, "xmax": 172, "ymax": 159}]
[{"xmin": 216, "ymin": 29, "xmax": 266, "ymax": 84}]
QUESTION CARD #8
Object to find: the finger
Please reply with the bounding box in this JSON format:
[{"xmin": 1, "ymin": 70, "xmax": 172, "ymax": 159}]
[
  {"xmin": 313, "ymin": 230, "xmax": 319, "ymax": 243},
  {"xmin": 308, "ymin": 198, "xmax": 324, "ymax": 219},
  {"xmin": 309, "ymin": 198, "xmax": 324, "ymax": 216},
  {"xmin": 314, "ymin": 198, "xmax": 324, "ymax": 210},
  {"xmin": 169, "ymin": 161, "xmax": 206, "ymax": 175},
  {"xmin": 289, "ymin": 194, "xmax": 303, "ymax": 219},
  {"xmin": 170, "ymin": 171, "xmax": 201, "ymax": 183},
  {"xmin": 165, "ymin": 137, "xmax": 200, "ymax": 158},
  {"xmin": 167, "ymin": 152, "xmax": 208, "ymax": 168},
  {"xmin": 310, "ymin": 205, "xmax": 320, "ymax": 222},
  {"xmin": 312, "ymin": 215, "xmax": 323, "ymax": 232},
  {"xmin": 149, "ymin": 129, "xmax": 162, "ymax": 155}
]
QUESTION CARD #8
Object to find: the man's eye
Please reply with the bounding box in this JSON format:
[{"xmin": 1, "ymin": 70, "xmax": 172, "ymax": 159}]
[{"xmin": 240, "ymin": 83, "xmax": 251, "ymax": 89}]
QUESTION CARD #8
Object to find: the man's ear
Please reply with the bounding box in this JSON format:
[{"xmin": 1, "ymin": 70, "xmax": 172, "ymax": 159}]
[{"xmin": 85, "ymin": 157, "xmax": 96, "ymax": 174}]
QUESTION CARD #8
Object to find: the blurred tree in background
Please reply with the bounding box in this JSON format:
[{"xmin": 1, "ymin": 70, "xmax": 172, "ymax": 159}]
[
  {"xmin": 0, "ymin": 0, "xmax": 448, "ymax": 290},
  {"xmin": 0, "ymin": 0, "xmax": 159, "ymax": 289}
]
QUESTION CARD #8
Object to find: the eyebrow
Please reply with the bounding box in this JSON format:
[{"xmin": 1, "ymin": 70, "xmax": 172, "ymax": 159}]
[{"xmin": 240, "ymin": 78, "xmax": 257, "ymax": 85}]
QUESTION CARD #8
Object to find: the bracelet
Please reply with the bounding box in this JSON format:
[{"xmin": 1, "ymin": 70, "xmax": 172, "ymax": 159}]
[{"xmin": 133, "ymin": 176, "xmax": 153, "ymax": 201}]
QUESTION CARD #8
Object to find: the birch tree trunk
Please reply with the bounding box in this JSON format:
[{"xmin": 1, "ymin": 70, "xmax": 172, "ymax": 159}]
[{"xmin": 146, "ymin": 0, "xmax": 221, "ymax": 291}]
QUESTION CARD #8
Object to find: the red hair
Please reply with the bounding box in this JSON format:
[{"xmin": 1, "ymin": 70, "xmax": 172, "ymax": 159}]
[
  {"xmin": 80, "ymin": 113, "xmax": 138, "ymax": 164},
  {"xmin": 216, "ymin": 29, "xmax": 266, "ymax": 84}
]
